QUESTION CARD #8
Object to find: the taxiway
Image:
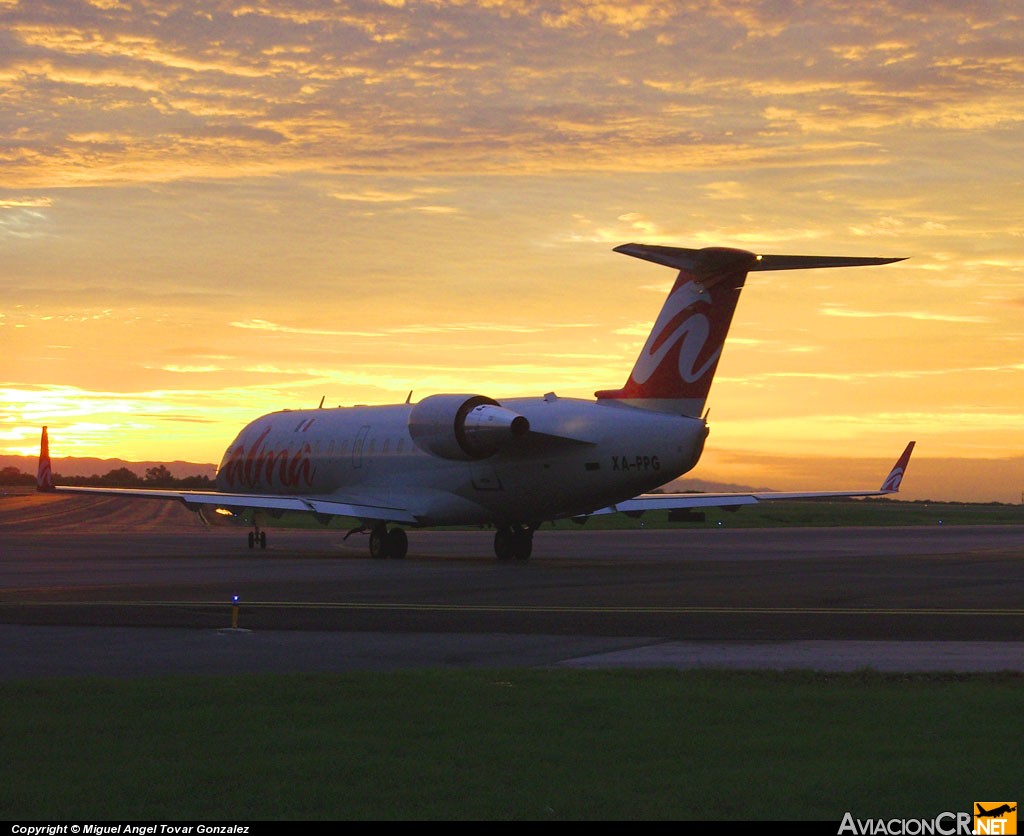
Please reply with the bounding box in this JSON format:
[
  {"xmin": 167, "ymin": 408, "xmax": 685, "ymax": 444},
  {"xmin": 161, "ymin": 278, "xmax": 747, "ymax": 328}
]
[{"xmin": 1, "ymin": 494, "xmax": 1022, "ymax": 677}]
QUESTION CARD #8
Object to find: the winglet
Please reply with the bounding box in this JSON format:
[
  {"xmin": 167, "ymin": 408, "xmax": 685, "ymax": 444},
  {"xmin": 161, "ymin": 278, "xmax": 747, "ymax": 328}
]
[
  {"xmin": 880, "ymin": 441, "xmax": 915, "ymax": 493},
  {"xmin": 37, "ymin": 426, "xmax": 55, "ymax": 492}
]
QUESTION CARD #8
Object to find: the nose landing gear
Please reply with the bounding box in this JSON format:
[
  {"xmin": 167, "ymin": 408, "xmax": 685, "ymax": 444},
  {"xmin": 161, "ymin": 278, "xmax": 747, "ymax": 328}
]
[{"xmin": 247, "ymin": 524, "xmax": 267, "ymax": 550}]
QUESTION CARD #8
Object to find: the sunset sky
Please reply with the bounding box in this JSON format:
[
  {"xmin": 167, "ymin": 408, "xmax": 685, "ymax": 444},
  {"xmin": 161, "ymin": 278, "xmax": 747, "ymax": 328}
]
[{"xmin": 2, "ymin": 0, "xmax": 1022, "ymax": 502}]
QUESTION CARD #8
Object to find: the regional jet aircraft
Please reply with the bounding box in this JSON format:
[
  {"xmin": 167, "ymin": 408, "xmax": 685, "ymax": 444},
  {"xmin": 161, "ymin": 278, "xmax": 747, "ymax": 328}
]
[{"xmin": 38, "ymin": 243, "xmax": 914, "ymax": 560}]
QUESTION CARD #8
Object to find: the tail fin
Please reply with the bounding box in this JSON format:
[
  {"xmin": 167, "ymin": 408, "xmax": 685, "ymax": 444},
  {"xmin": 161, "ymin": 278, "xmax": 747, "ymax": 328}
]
[
  {"xmin": 37, "ymin": 426, "xmax": 55, "ymax": 492},
  {"xmin": 596, "ymin": 244, "xmax": 906, "ymax": 416}
]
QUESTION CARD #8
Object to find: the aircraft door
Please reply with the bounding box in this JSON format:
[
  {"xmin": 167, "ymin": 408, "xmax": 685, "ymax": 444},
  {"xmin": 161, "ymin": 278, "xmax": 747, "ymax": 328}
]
[{"xmin": 352, "ymin": 425, "xmax": 371, "ymax": 469}]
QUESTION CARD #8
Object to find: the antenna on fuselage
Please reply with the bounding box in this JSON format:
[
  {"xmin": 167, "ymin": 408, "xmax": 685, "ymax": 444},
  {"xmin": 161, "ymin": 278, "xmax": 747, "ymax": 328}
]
[
  {"xmin": 406, "ymin": 391, "xmax": 413, "ymax": 404},
  {"xmin": 318, "ymin": 395, "xmax": 325, "ymax": 409}
]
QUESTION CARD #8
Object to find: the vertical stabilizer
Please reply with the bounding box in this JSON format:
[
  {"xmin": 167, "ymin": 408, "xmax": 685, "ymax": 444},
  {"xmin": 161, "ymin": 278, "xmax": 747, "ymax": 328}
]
[
  {"xmin": 596, "ymin": 244, "xmax": 906, "ymax": 416},
  {"xmin": 595, "ymin": 246, "xmax": 756, "ymax": 416},
  {"xmin": 37, "ymin": 426, "xmax": 55, "ymax": 492}
]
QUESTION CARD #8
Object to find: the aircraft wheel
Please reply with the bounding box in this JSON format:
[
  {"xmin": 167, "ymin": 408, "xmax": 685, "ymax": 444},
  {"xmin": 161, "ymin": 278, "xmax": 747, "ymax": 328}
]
[
  {"xmin": 369, "ymin": 526, "xmax": 390, "ymax": 559},
  {"xmin": 494, "ymin": 527, "xmax": 515, "ymax": 560},
  {"xmin": 259, "ymin": 530, "xmax": 267, "ymax": 550},
  {"xmin": 387, "ymin": 528, "xmax": 408, "ymax": 559},
  {"xmin": 513, "ymin": 529, "xmax": 533, "ymax": 561},
  {"xmin": 247, "ymin": 531, "xmax": 255, "ymax": 550},
  {"xmin": 495, "ymin": 526, "xmax": 531, "ymax": 560}
]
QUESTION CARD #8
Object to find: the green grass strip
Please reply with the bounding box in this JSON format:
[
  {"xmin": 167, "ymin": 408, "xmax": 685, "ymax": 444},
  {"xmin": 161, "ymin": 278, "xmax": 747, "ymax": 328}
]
[{"xmin": 2, "ymin": 669, "xmax": 1021, "ymax": 820}]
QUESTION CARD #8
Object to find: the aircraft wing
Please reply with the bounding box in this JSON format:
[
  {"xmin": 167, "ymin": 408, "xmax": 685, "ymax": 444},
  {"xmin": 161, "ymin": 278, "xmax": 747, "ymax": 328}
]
[
  {"xmin": 36, "ymin": 426, "xmax": 418, "ymax": 524},
  {"xmin": 591, "ymin": 442, "xmax": 916, "ymax": 516},
  {"xmin": 44, "ymin": 484, "xmax": 421, "ymax": 525}
]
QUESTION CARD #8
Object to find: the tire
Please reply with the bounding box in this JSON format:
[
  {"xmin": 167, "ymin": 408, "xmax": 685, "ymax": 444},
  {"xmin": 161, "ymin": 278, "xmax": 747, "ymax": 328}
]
[
  {"xmin": 387, "ymin": 528, "xmax": 408, "ymax": 559},
  {"xmin": 512, "ymin": 529, "xmax": 533, "ymax": 561},
  {"xmin": 369, "ymin": 527, "xmax": 389, "ymax": 559},
  {"xmin": 494, "ymin": 527, "xmax": 515, "ymax": 560}
]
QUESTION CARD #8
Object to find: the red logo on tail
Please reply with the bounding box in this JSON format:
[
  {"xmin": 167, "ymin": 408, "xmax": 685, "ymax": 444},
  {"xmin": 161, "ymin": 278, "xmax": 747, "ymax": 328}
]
[
  {"xmin": 629, "ymin": 285, "xmax": 722, "ymax": 388},
  {"xmin": 597, "ymin": 268, "xmax": 748, "ymax": 404}
]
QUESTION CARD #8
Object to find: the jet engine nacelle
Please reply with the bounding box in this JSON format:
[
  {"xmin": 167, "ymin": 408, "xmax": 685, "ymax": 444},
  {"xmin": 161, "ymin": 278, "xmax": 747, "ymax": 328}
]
[{"xmin": 408, "ymin": 394, "xmax": 530, "ymax": 460}]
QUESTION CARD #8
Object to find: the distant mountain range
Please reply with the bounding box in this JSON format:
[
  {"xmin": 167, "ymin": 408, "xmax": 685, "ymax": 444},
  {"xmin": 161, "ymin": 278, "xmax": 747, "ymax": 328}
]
[
  {"xmin": 660, "ymin": 477, "xmax": 773, "ymax": 494},
  {"xmin": 0, "ymin": 455, "xmax": 217, "ymax": 480}
]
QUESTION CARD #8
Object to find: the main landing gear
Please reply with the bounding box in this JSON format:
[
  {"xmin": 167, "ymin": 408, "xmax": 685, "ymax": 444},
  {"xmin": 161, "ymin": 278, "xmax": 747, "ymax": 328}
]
[
  {"xmin": 368, "ymin": 524, "xmax": 408, "ymax": 560},
  {"xmin": 343, "ymin": 523, "xmax": 408, "ymax": 559},
  {"xmin": 493, "ymin": 524, "xmax": 534, "ymax": 561},
  {"xmin": 344, "ymin": 523, "xmax": 534, "ymax": 561}
]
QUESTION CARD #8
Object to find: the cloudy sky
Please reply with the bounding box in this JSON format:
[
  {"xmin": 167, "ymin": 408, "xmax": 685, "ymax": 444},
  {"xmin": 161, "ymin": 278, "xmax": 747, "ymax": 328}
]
[{"xmin": 2, "ymin": 0, "xmax": 1022, "ymax": 501}]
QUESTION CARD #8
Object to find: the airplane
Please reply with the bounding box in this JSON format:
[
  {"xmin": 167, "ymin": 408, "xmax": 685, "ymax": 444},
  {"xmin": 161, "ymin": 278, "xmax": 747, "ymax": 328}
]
[
  {"xmin": 37, "ymin": 242, "xmax": 914, "ymax": 560},
  {"xmin": 977, "ymin": 805, "xmax": 1017, "ymax": 818}
]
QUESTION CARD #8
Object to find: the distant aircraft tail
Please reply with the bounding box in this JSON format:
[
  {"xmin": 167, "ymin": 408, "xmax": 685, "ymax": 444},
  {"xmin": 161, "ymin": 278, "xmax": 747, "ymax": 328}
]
[
  {"xmin": 595, "ymin": 244, "xmax": 906, "ymax": 416},
  {"xmin": 37, "ymin": 426, "xmax": 55, "ymax": 492}
]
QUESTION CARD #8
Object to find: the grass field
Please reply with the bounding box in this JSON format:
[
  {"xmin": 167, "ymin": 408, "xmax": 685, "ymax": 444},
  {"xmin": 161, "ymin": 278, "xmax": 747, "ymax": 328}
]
[{"xmin": 2, "ymin": 670, "xmax": 1020, "ymax": 820}]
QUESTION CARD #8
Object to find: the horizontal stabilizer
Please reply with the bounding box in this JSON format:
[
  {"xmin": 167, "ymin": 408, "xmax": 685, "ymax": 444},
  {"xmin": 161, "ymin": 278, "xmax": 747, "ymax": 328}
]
[
  {"xmin": 750, "ymin": 254, "xmax": 908, "ymax": 271},
  {"xmin": 614, "ymin": 243, "xmax": 905, "ymax": 277}
]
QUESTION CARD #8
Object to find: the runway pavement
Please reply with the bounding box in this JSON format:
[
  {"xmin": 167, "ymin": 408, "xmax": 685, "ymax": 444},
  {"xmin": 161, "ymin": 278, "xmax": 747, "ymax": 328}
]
[{"xmin": 1, "ymin": 494, "xmax": 1022, "ymax": 677}]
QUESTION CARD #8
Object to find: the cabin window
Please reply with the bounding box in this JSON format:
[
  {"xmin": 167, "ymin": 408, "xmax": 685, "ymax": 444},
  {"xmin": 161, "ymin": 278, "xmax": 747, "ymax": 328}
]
[{"xmin": 383, "ymin": 439, "xmax": 390, "ymax": 454}]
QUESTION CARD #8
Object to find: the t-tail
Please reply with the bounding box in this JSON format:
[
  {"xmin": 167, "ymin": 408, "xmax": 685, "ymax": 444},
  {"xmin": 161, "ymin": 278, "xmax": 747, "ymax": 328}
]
[{"xmin": 595, "ymin": 244, "xmax": 906, "ymax": 416}]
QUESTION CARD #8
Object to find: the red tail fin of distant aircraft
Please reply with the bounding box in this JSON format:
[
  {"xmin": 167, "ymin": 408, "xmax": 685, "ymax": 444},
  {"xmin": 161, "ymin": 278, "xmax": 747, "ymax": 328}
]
[
  {"xmin": 596, "ymin": 244, "xmax": 906, "ymax": 417},
  {"xmin": 37, "ymin": 426, "xmax": 55, "ymax": 492}
]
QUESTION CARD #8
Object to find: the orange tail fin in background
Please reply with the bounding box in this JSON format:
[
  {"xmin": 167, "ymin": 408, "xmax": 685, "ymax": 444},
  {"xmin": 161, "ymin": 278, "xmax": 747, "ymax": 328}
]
[{"xmin": 36, "ymin": 426, "xmax": 55, "ymax": 492}]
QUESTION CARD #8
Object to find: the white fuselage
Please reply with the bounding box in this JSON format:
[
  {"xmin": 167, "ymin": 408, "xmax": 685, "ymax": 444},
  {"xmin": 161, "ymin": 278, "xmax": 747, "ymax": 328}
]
[{"xmin": 215, "ymin": 395, "xmax": 708, "ymax": 526}]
